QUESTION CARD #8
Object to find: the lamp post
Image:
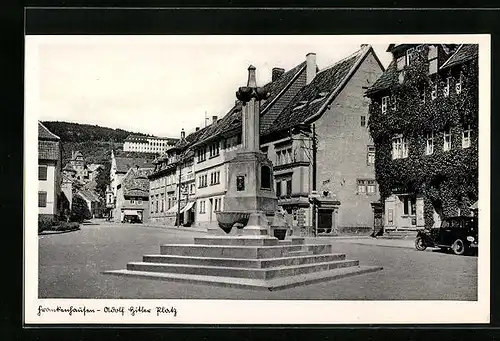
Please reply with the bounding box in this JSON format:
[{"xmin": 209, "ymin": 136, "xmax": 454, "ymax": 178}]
[{"xmin": 176, "ymin": 154, "xmax": 184, "ymax": 227}]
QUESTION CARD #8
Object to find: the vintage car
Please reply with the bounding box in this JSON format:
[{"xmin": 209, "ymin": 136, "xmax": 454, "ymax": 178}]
[{"xmin": 415, "ymin": 216, "xmax": 478, "ymax": 255}]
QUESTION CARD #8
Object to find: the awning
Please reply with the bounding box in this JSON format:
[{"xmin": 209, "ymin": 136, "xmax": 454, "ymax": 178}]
[
  {"xmin": 123, "ymin": 210, "xmax": 139, "ymax": 216},
  {"xmin": 180, "ymin": 201, "xmax": 194, "ymax": 213}
]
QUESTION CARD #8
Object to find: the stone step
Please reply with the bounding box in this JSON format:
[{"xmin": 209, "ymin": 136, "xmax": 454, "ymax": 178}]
[
  {"xmin": 104, "ymin": 265, "xmax": 383, "ymax": 291},
  {"xmin": 142, "ymin": 253, "xmax": 346, "ymax": 269},
  {"xmin": 194, "ymin": 236, "xmax": 279, "ymax": 246},
  {"xmin": 159, "ymin": 243, "xmax": 333, "ymax": 259},
  {"xmin": 288, "ymin": 250, "xmax": 314, "ymax": 257},
  {"xmin": 126, "ymin": 259, "xmax": 360, "ymax": 280}
]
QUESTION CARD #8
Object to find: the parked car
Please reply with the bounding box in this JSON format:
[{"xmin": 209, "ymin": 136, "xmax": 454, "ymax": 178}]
[
  {"xmin": 415, "ymin": 216, "xmax": 478, "ymax": 255},
  {"xmin": 122, "ymin": 215, "xmax": 142, "ymax": 224}
]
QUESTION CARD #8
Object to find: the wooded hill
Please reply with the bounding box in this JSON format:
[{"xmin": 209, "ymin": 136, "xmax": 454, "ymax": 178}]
[{"xmin": 41, "ymin": 121, "xmax": 155, "ymax": 165}]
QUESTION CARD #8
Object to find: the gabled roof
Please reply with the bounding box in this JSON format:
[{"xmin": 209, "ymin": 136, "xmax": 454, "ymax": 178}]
[
  {"xmin": 264, "ymin": 45, "xmax": 375, "ymax": 135},
  {"xmin": 190, "ymin": 60, "xmax": 308, "ymax": 148},
  {"xmin": 122, "ymin": 167, "xmax": 152, "ymax": 197},
  {"xmin": 63, "ymin": 163, "xmax": 76, "ymax": 172},
  {"xmin": 39, "ymin": 140, "xmax": 60, "ymax": 161},
  {"xmin": 77, "ymin": 189, "xmax": 101, "ymax": 202},
  {"xmin": 364, "ymin": 59, "xmax": 397, "ymax": 96},
  {"xmin": 440, "ymin": 44, "xmax": 478, "ymax": 69},
  {"xmin": 115, "ymin": 156, "xmax": 154, "ymax": 173},
  {"xmin": 38, "ymin": 122, "xmax": 60, "ymax": 141}
]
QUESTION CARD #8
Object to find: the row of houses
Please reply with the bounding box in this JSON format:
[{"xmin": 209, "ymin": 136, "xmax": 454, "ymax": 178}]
[{"xmin": 105, "ymin": 43, "xmax": 478, "ymax": 234}]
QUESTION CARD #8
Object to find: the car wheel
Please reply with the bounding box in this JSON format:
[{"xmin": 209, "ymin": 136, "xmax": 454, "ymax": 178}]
[
  {"xmin": 415, "ymin": 237, "xmax": 427, "ymax": 251},
  {"xmin": 452, "ymin": 238, "xmax": 466, "ymax": 255}
]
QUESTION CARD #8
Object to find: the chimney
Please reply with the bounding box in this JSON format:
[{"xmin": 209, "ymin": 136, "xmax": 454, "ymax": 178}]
[
  {"xmin": 272, "ymin": 67, "xmax": 285, "ymax": 81},
  {"xmin": 306, "ymin": 52, "xmax": 317, "ymax": 85},
  {"xmin": 195, "ymin": 127, "xmax": 200, "ymax": 132},
  {"xmin": 181, "ymin": 128, "xmax": 185, "ymax": 139},
  {"xmin": 212, "ymin": 115, "xmax": 218, "ymax": 124}
]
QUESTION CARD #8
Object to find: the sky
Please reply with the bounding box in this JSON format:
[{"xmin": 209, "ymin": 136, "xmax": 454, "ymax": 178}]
[{"xmin": 34, "ymin": 36, "xmax": 394, "ymax": 138}]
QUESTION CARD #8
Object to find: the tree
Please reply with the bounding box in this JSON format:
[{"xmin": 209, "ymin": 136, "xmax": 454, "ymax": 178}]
[
  {"xmin": 96, "ymin": 161, "xmax": 111, "ymax": 199},
  {"xmin": 70, "ymin": 195, "xmax": 92, "ymax": 222}
]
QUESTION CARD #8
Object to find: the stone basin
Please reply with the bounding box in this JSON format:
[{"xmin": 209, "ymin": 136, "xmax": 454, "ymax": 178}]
[{"xmin": 215, "ymin": 211, "xmax": 251, "ymax": 234}]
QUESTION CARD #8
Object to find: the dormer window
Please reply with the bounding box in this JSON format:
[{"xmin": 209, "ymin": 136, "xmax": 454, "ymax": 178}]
[
  {"xmin": 381, "ymin": 96, "xmax": 389, "ymax": 114},
  {"xmin": 406, "ymin": 47, "xmax": 415, "ymax": 65}
]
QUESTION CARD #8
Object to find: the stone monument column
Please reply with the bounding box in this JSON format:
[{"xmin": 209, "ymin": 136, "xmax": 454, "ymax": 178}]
[{"xmin": 214, "ymin": 65, "xmax": 282, "ymax": 236}]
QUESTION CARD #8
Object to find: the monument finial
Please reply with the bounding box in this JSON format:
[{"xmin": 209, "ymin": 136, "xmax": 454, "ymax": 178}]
[{"xmin": 247, "ymin": 65, "xmax": 257, "ymax": 88}]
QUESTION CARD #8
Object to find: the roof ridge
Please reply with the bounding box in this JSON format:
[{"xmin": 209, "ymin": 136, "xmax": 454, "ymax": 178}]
[
  {"xmin": 38, "ymin": 121, "xmax": 60, "ymax": 140},
  {"xmin": 316, "ymin": 46, "xmax": 366, "ymax": 75},
  {"xmin": 440, "ymin": 44, "xmax": 464, "ymax": 69},
  {"xmin": 304, "ymin": 45, "xmax": 372, "ymax": 124}
]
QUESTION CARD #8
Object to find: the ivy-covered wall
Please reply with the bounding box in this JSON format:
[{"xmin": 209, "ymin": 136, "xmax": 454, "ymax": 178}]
[{"xmin": 367, "ymin": 46, "xmax": 478, "ymax": 228}]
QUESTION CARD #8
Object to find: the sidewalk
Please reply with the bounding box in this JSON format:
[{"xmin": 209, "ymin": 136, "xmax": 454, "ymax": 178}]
[{"xmin": 308, "ymin": 236, "xmax": 416, "ymax": 249}]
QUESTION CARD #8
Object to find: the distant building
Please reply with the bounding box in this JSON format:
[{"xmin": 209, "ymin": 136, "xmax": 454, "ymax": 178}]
[
  {"xmin": 365, "ymin": 44, "xmax": 478, "ymax": 231},
  {"xmin": 123, "ymin": 134, "xmax": 179, "ymax": 154},
  {"xmin": 109, "ymin": 150, "xmax": 154, "ymax": 200},
  {"xmin": 62, "ymin": 151, "xmax": 102, "ymax": 184},
  {"xmin": 114, "ymin": 167, "xmax": 153, "ymax": 223},
  {"xmin": 38, "ymin": 122, "xmax": 63, "ymax": 220},
  {"xmin": 148, "ymin": 129, "xmax": 200, "ymax": 226},
  {"xmin": 76, "ymin": 189, "xmax": 104, "ymax": 218}
]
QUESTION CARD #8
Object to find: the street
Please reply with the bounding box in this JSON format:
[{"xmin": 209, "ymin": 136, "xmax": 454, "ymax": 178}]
[{"xmin": 38, "ymin": 221, "xmax": 477, "ymax": 300}]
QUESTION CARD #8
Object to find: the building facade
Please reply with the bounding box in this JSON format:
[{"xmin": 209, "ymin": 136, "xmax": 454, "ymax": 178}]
[
  {"xmin": 261, "ymin": 45, "xmax": 385, "ymax": 233},
  {"xmin": 38, "ymin": 122, "xmax": 63, "ymax": 221},
  {"xmin": 114, "ymin": 167, "xmax": 152, "ymax": 223},
  {"xmin": 148, "ymin": 129, "xmax": 200, "ymax": 226},
  {"xmin": 123, "ymin": 134, "xmax": 179, "ymax": 154},
  {"xmin": 365, "ymin": 44, "xmax": 478, "ymax": 231}
]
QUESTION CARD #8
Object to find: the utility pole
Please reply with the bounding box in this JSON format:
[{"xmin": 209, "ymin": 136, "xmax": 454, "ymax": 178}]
[{"xmin": 311, "ymin": 124, "xmax": 318, "ymax": 237}]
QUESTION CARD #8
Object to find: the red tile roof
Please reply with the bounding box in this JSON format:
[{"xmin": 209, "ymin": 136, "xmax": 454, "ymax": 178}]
[
  {"xmin": 38, "ymin": 140, "xmax": 60, "ymax": 161},
  {"xmin": 122, "ymin": 168, "xmax": 152, "ymax": 197}
]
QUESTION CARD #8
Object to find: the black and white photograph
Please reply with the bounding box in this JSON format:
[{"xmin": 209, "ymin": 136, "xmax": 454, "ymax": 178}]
[{"xmin": 25, "ymin": 34, "xmax": 490, "ymax": 324}]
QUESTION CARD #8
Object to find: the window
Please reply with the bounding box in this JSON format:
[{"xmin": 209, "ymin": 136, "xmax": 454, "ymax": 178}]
[
  {"xmin": 425, "ymin": 131, "xmax": 434, "ymax": 155},
  {"xmin": 276, "ymin": 181, "xmax": 282, "ymax": 197},
  {"xmin": 381, "ymin": 96, "xmax": 389, "ymax": 114},
  {"xmin": 444, "ymin": 76, "xmax": 451, "ymax": 97},
  {"xmin": 38, "ymin": 191, "xmax": 47, "ymax": 207},
  {"xmin": 431, "ymin": 81, "xmax": 438, "ymax": 100},
  {"xmin": 367, "ymin": 145, "xmax": 376, "ymax": 165},
  {"xmin": 151, "ymin": 196, "xmax": 154, "ymax": 213},
  {"xmin": 392, "ymin": 135, "xmax": 408, "ymax": 159},
  {"xmin": 198, "ymin": 174, "xmax": 208, "ymax": 188},
  {"xmin": 210, "ymin": 171, "xmax": 220, "ymax": 185},
  {"xmin": 261, "ymin": 166, "xmax": 271, "ymax": 189},
  {"xmin": 155, "ymin": 195, "xmax": 159, "ymax": 213},
  {"xmin": 160, "ymin": 194, "xmax": 164, "ymax": 212},
  {"xmin": 213, "ymin": 198, "xmax": 222, "ymax": 212},
  {"xmin": 357, "ymin": 180, "xmax": 366, "ymax": 194},
  {"xmin": 456, "ymin": 73, "xmax": 463, "ymax": 94},
  {"xmin": 236, "ymin": 176, "xmax": 245, "ymax": 191},
  {"xmin": 391, "ymin": 95, "xmax": 397, "ymax": 110},
  {"xmin": 130, "ymin": 199, "xmax": 135, "ymax": 204},
  {"xmin": 403, "ymin": 196, "xmax": 416, "ymax": 216},
  {"xmin": 360, "ymin": 115, "xmax": 366, "ymax": 127},
  {"xmin": 190, "ymin": 184, "xmax": 195, "ymax": 194},
  {"xmin": 199, "ymin": 200, "xmax": 206, "ymax": 214},
  {"xmin": 462, "ymin": 125, "xmax": 471, "ymax": 148},
  {"xmin": 443, "ymin": 128, "xmax": 452, "ymax": 151},
  {"xmin": 137, "ymin": 198, "xmax": 143, "ymax": 205},
  {"xmin": 209, "ymin": 142, "xmax": 220, "ymax": 158},
  {"xmin": 419, "ymin": 85, "xmax": 425, "ymax": 103},
  {"xmin": 286, "ymin": 179, "xmax": 292, "ymax": 196},
  {"xmin": 38, "ymin": 165, "xmax": 47, "ymax": 181},
  {"xmin": 366, "ymin": 180, "xmax": 376, "ymax": 194},
  {"xmin": 406, "ymin": 47, "xmax": 415, "ymax": 65},
  {"xmin": 197, "ymin": 147, "xmax": 206, "ymax": 162}
]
